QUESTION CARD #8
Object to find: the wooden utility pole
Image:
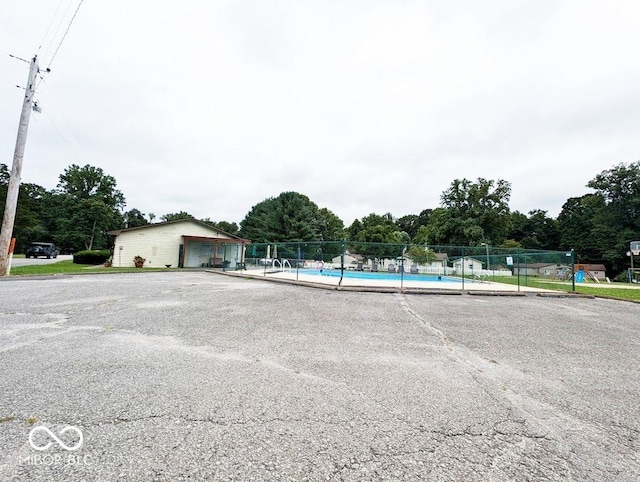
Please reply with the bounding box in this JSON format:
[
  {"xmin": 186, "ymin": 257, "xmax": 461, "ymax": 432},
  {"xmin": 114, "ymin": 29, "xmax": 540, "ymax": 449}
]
[{"xmin": 0, "ymin": 55, "xmax": 39, "ymax": 276}]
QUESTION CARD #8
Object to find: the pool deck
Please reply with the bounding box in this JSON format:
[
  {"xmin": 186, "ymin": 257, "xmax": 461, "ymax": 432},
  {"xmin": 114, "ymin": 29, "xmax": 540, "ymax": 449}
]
[{"xmin": 221, "ymin": 268, "xmax": 564, "ymax": 294}]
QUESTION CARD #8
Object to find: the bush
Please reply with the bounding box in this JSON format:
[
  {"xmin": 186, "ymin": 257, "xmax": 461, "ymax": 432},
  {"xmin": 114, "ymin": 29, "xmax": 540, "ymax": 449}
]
[{"xmin": 73, "ymin": 250, "xmax": 111, "ymax": 265}]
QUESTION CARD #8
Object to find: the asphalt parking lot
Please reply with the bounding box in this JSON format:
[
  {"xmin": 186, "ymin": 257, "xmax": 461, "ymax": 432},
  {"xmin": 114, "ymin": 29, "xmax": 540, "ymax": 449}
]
[{"xmin": 0, "ymin": 271, "xmax": 638, "ymax": 481}]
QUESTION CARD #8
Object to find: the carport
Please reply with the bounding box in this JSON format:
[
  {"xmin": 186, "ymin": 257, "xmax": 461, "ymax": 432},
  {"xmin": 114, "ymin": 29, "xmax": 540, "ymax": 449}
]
[{"xmin": 181, "ymin": 235, "xmax": 246, "ymax": 269}]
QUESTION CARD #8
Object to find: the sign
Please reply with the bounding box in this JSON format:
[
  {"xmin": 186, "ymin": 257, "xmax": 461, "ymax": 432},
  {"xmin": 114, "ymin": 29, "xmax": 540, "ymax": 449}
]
[{"xmin": 506, "ymin": 256, "xmax": 513, "ymax": 266}]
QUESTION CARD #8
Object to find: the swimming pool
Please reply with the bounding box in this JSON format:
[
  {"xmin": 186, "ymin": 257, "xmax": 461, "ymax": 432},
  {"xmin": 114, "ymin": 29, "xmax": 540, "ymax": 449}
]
[{"xmin": 299, "ymin": 269, "xmax": 460, "ymax": 283}]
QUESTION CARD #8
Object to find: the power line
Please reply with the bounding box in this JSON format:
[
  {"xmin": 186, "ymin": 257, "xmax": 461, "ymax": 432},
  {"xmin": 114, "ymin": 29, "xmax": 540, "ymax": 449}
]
[
  {"xmin": 46, "ymin": 0, "xmax": 85, "ymax": 70},
  {"xmin": 38, "ymin": 0, "xmax": 68, "ymax": 54},
  {"xmin": 41, "ymin": 78, "xmax": 91, "ymax": 161},
  {"xmin": 41, "ymin": 108, "xmax": 83, "ymax": 164},
  {"xmin": 0, "ymin": 78, "xmax": 21, "ymax": 89},
  {"xmin": 41, "ymin": 0, "xmax": 74, "ymax": 62}
]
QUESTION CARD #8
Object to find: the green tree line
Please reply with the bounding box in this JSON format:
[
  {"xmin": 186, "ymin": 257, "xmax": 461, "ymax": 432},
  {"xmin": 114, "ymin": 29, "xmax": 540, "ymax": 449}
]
[
  {"xmin": 0, "ymin": 163, "xmax": 239, "ymax": 255},
  {"xmin": 237, "ymin": 162, "xmax": 640, "ymax": 278},
  {"xmin": 2, "ymin": 161, "xmax": 639, "ymax": 277}
]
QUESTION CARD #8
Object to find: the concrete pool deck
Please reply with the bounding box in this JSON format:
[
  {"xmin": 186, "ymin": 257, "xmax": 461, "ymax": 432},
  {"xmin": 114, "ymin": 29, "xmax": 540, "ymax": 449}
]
[{"xmin": 227, "ymin": 268, "xmax": 562, "ymax": 294}]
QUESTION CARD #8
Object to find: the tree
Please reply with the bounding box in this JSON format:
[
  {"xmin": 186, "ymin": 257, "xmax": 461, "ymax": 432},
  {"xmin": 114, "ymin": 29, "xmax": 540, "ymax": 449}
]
[
  {"xmin": 396, "ymin": 214, "xmax": 420, "ymax": 239},
  {"xmin": 417, "ymin": 209, "xmax": 432, "ymax": 229},
  {"xmin": 161, "ymin": 211, "xmax": 195, "ymax": 222},
  {"xmin": 556, "ymin": 161, "xmax": 640, "ymax": 276},
  {"xmin": 49, "ymin": 164, "xmax": 126, "ymax": 252},
  {"xmin": 525, "ymin": 210, "xmax": 560, "ymax": 250},
  {"xmin": 557, "ymin": 194, "xmax": 606, "ymax": 260},
  {"xmin": 501, "ymin": 239, "xmax": 522, "ymax": 248},
  {"xmin": 317, "ymin": 208, "xmax": 345, "ymax": 241},
  {"xmin": 422, "ymin": 207, "xmax": 485, "ymax": 246},
  {"xmin": 583, "ymin": 161, "xmax": 640, "ymax": 275},
  {"xmin": 507, "ymin": 209, "xmax": 560, "ymax": 250},
  {"xmin": 58, "ymin": 164, "xmax": 125, "ymax": 209},
  {"xmin": 424, "ymin": 178, "xmax": 512, "ymax": 246},
  {"xmin": 346, "ymin": 212, "xmax": 403, "ymax": 260},
  {"xmin": 0, "ymin": 164, "xmax": 8, "ymax": 184},
  {"xmin": 588, "ymin": 162, "xmax": 640, "ymax": 218},
  {"xmin": 406, "ymin": 245, "xmax": 438, "ymax": 265},
  {"xmin": 507, "ymin": 211, "xmax": 530, "ymax": 242},
  {"xmin": 201, "ymin": 218, "xmax": 239, "ymax": 236},
  {"xmin": 413, "ymin": 225, "xmax": 429, "ymax": 245},
  {"xmin": 346, "ymin": 219, "xmax": 363, "ymax": 240},
  {"xmin": 123, "ymin": 208, "xmax": 149, "ymax": 228},
  {"xmin": 0, "ymin": 164, "xmax": 48, "ymax": 252},
  {"xmin": 239, "ymin": 192, "xmax": 329, "ymax": 243}
]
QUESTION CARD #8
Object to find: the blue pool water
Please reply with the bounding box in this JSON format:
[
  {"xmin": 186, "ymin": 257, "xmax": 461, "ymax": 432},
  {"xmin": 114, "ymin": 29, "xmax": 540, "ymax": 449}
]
[{"xmin": 300, "ymin": 269, "xmax": 459, "ymax": 283}]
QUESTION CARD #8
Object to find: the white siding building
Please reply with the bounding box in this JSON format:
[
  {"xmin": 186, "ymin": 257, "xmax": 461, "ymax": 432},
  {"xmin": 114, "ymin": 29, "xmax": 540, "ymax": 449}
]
[
  {"xmin": 451, "ymin": 257, "xmax": 484, "ymax": 273},
  {"xmin": 108, "ymin": 219, "xmax": 249, "ymax": 269}
]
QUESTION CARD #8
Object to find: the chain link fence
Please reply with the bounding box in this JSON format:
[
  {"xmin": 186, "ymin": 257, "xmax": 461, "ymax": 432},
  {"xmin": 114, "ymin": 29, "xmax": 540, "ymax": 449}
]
[{"xmin": 230, "ymin": 241, "xmax": 578, "ymax": 292}]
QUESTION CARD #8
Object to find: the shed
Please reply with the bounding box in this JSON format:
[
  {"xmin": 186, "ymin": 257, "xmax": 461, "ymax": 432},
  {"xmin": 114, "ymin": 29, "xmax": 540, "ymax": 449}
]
[{"xmin": 451, "ymin": 256, "xmax": 483, "ymax": 272}]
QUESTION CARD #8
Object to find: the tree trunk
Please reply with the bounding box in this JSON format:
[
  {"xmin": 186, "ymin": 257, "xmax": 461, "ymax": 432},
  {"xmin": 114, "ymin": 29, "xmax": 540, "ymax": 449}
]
[{"xmin": 87, "ymin": 219, "xmax": 97, "ymax": 250}]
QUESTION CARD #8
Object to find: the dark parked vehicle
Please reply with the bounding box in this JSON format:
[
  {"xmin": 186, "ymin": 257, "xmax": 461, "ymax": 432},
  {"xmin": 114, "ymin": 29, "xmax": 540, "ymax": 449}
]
[{"xmin": 24, "ymin": 242, "xmax": 59, "ymax": 259}]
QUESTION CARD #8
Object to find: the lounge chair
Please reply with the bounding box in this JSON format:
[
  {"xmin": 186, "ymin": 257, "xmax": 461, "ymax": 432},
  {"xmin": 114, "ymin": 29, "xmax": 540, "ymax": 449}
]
[
  {"xmin": 410, "ymin": 264, "xmax": 419, "ymax": 274},
  {"xmin": 371, "ymin": 263, "xmax": 379, "ymax": 272},
  {"xmin": 388, "ymin": 264, "xmax": 396, "ymax": 273},
  {"xmin": 356, "ymin": 262, "xmax": 363, "ymax": 271}
]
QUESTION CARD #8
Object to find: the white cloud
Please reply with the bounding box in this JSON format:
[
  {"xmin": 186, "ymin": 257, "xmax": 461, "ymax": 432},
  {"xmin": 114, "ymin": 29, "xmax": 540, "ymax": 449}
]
[{"xmin": 1, "ymin": 0, "xmax": 639, "ymax": 228}]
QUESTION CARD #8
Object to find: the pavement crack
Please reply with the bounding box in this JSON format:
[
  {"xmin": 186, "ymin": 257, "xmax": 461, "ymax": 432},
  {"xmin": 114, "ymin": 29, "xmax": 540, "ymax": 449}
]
[{"xmin": 397, "ymin": 294, "xmax": 453, "ymax": 351}]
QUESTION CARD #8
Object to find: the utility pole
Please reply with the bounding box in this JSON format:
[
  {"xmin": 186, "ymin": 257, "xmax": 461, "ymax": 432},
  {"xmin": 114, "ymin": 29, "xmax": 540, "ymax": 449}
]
[{"xmin": 0, "ymin": 55, "xmax": 39, "ymax": 276}]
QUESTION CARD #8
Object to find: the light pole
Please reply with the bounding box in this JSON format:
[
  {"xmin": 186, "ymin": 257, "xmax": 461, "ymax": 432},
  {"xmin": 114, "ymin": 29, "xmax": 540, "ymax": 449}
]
[{"xmin": 481, "ymin": 242, "xmax": 490, "ymax": 275}]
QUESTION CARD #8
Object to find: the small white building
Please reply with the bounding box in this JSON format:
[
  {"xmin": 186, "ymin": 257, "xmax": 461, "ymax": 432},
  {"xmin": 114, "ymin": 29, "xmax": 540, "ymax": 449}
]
[
  {"xmin": 451, "ymin": 256, "xmax": 484, "ymax": 273},
  {"xmin": 428, "ymin": 253, "xmax": 449, "ymax": 268},
  {"xmin": 108, "ymin": 219, "xmax": 249, "ymax": 269}
]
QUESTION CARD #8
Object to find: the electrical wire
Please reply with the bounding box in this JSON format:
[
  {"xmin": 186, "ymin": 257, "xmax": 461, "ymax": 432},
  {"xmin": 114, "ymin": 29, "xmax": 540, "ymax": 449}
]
[
  {"xmin": 41, "ymin": 0, "xmax": 74, "ymax": 62},
  {"xmin": 41, "ymin": 108, "xmax": 83, "ymax": 164},
  {"xmin": 45, "ymin": 0, "xmax": 85, "ymax": 70},
  {"xmin": 38, "ymin": 0, "xmax": 68, "ymax": 55},
  {"xmin": 40, "ymin": 77, "xmax": 91, "ymax": 161}
]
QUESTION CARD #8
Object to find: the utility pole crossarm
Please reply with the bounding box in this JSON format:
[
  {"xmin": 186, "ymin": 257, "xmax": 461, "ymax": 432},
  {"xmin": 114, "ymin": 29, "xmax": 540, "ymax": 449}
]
[{"xmin": 0, "ymin": 55, "xmax": 39, "ymax": 276}]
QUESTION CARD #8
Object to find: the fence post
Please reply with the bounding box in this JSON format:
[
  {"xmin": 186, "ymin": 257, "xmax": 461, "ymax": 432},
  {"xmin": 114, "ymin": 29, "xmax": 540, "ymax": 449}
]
[
  {"xmin": 400, "ymin": 245, "xmax": 405, "ymax": 291},
  {"xmin": 571, "ymin": 248, "xmax": 575, "ymax": 292},
  {"xmin": 339, "ymin": 239, "xmax": 345, "ymax": 286},
  {"xmin": 461, "ymin": 247, "xmax": 465, "ymax": 291},
  {"xmin": 517, "ymin": 250, "xmax": 521, "ymax": 292}
]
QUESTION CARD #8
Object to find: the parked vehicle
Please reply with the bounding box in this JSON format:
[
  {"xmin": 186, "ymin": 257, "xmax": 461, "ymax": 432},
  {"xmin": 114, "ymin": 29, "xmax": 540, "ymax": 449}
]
[{"xmin": 24, "ymin": 242, "xmax": 59, "ymax": 259}]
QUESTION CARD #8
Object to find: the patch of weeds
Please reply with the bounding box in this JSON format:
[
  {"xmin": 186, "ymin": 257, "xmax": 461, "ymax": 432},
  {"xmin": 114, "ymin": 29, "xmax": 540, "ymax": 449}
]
[
  {"xmin": 26, "ymin": 417, "xmax": 38, "ymax": 425},
  {"xmin": 0, "ymin": 416, "xmax": 16, "ymax": 423}
]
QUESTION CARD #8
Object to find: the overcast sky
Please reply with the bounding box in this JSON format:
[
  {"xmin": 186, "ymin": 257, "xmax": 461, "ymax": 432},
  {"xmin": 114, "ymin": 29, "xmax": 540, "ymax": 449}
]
[{"xmin": 2, "ymin": 1, "xmax": 640, "ymax": 227}]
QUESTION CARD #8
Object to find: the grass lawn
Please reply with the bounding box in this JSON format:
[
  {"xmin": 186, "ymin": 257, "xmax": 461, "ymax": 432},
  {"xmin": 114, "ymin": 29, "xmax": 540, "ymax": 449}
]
[
  {"xmin": 490, "ymin": 275, "xmax": 640, "ymax": 302},
  {"xmin": 9, "ymin": 260, "xmax": 168, "ymax": 276}
]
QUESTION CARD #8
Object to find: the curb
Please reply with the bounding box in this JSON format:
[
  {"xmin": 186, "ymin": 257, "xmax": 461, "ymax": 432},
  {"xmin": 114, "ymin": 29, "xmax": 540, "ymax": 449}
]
[{"xmin": 209, "ymin": 270, "xmax": 553, "ymax": 297}]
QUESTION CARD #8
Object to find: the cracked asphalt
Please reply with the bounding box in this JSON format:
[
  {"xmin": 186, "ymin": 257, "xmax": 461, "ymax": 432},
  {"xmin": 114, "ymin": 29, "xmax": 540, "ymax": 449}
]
[{"xmin": 0, "ymin": 271, "xmax": 638, "ymax": 481}]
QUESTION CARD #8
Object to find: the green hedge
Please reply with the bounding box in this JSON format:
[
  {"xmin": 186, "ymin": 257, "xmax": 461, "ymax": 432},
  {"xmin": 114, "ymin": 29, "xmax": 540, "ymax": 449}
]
[{"xmin": 73, "ymin": 250, "xmax": 111, "ymax": 265}]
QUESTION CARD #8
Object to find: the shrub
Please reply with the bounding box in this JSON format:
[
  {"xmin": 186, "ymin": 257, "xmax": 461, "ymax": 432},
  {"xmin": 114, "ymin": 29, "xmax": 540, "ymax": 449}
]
[{"xmin": 73, "ymin": 250, "xmax": 112, "ymax": 265}]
